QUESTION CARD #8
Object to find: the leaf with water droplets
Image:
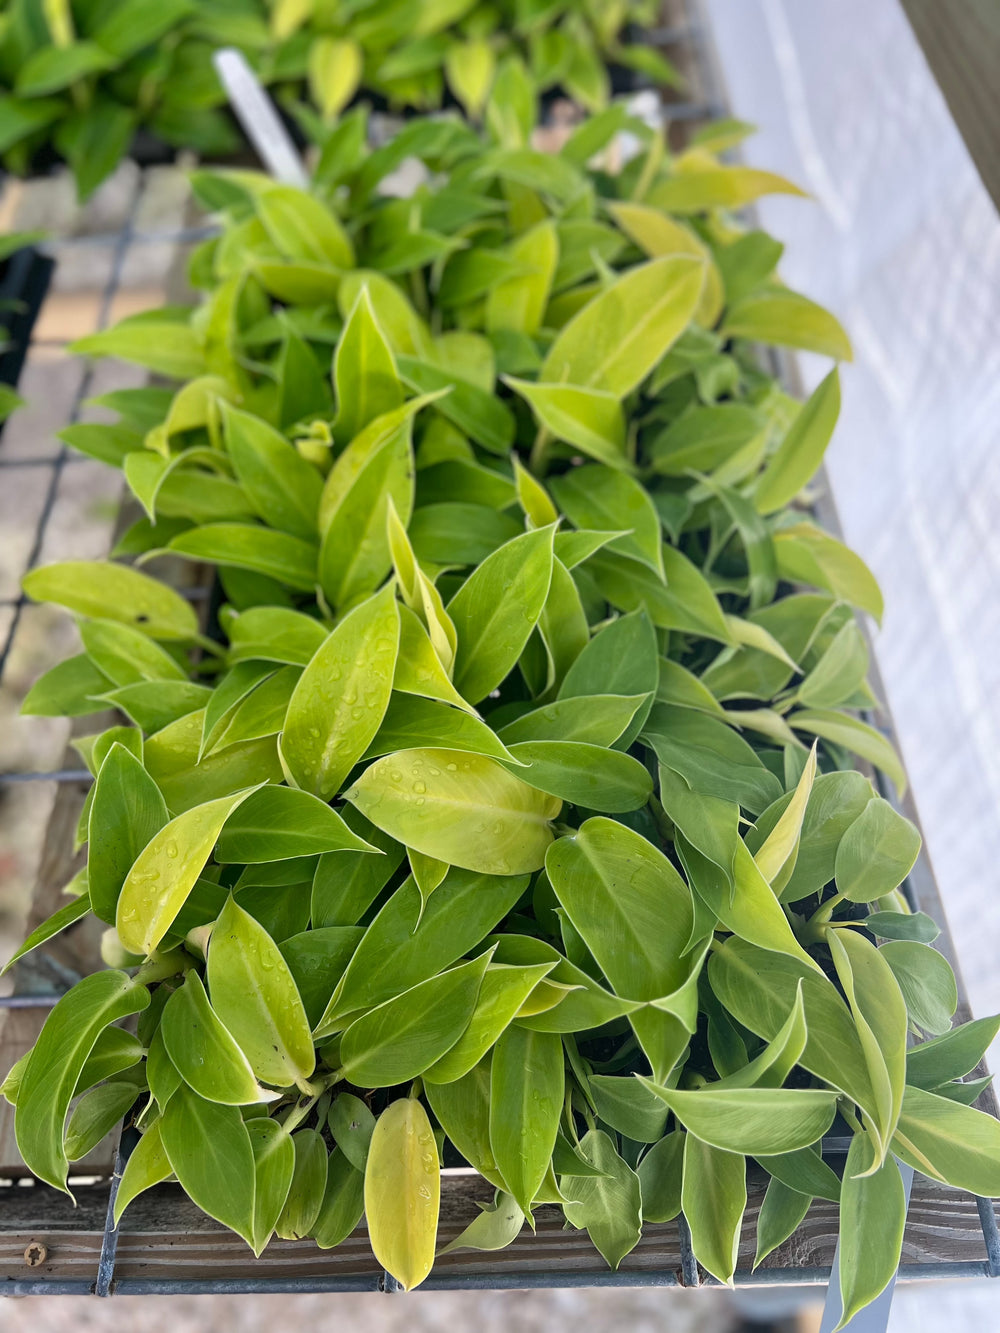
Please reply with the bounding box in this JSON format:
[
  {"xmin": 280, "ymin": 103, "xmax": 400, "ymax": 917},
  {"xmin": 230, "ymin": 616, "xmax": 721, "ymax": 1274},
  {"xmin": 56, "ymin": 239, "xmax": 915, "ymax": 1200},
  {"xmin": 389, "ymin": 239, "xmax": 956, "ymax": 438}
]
[
  {"xmin": 365, "ymin": 1098, "xmax": 440, "ymax": 1290},
  {"xmin": 161, "ymin": 971, "xmax": 274, "ymax": 1107},
  {"xmin": 346, "ymin": 748, "xmax": 560, "ymax": 876},
  {"xmin": 207, "ymin": 895, "xmax": 315, "ymax": 1089},
  {"xmin": 115, "ymin": 786, "xmax": 260, "ymax": 956},
  {"xmin": 281, "ymin": 583, "xmax": 400, "ymax": 800}
]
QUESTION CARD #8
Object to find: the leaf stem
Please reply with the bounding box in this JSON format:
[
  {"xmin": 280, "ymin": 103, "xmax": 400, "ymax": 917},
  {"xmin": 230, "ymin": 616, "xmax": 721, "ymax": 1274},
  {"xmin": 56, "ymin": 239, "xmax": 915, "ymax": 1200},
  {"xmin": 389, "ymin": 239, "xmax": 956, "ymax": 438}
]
[
  {"xmin": 529, "ymin": 425, "xmax": 552, "ymax": 476},
  {"xmin": 285, "ymin": 1070, "xmax": 345, "ymax": 1127},
  {"xmin": 838, "ymin": 1101, "xmax": 864, "ymax": 1135},
  {"xmin": 799, "ymin": 892, "xmax": 846, "ymax": 944},
  {"xmin": 133, "ymin": 951, "xmax": 190, "ymax": 986},
  {"xmin": 193, "ymin": 634, "xmax": 226, "ymax": 659},
  {"xmin": 282, "ymin": 1094, "xmax": 319, "ymax": 1133}
]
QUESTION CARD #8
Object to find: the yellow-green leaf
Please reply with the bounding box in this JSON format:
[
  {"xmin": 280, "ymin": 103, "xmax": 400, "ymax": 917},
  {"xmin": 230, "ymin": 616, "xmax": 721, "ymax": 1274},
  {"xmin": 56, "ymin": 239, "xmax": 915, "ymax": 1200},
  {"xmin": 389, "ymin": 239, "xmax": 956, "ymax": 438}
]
[
  {"xmin": 724, "ymin": 288, "xmax": 852, "ymax": 362},
  {"xmin": 503, "ymin": 378, "xmax": 629, "ymax": 469},
  {"xmin": 257, "ymin": 184, "xmax": 354, "ymax": 270},
  {"xmin": 834, "ymin": 798, "xmax": 921, "ymax": 902},
  {"xmin": 754, "ymin": 370, "xmax": 840, "ymax": 514},
  {"xmin": 826, "ymin": 929, "xmax": 907, "ymax": 1166},
  {"xmin": 248, "ymin": 1119, "xmax": 295, "ymax": 1256},
  {"xmin": 486, "ymin": 220, "xmax": 558, "ymax": 336},
  {"xmin": 424, "ymin": 962, "xmax": 555, "ymax": 1084},
  {"xmin": 489, "ymin": 1025, "xmax": 564, "ymax": 1215},
  {"xmin": 339, "ymin": 953, "xmax": 490, "ymax": 1087},
  {"xmin": 682, "ymin": 1134, "xmax": 746, "ymax": 1285},
  {"xmin": 891, "ymin": 1084, "xmax": 1000, "ymax": 1195},
  {"xmin": 159, "ymin": 1084, "xmax": 256, "ymax": 1247},
  {"xmin": 448, "ymin": 525, "xmax": 555, "ymax": 704},
  {"xmin": 161, "ymin": 971, "xmax": 273, "ymax": 1107},
  {"xmin": 116, "ymin": 787, "xmax": 259, "ymax": 956},
  {"xmin": 649, "ymin": 164, "xmax": 806, "ymax": 214},
  {"xmin": 309, "ymin": 36, "xmax": 363, "ymax": 121},
  {"xmin": 835, "ymin": 1135, "xmax": 906, "ymax": 1329},
  {"xmin": 346, "ymin": 748, "xmax": 560, "ymax": 876},
  {"xmin": 207, "ymin": 895, "xmax": 315, "ymax": 1089},
  {"xmin": 445, "ymin": 37, "xmax": 495, "ymax": 118},
  {"xmin": 789, "ymin": 709, "xmax": 906, "ymax": 797},
  {"xmin": 113, "ymin": 1121, "xmax": 172, "ymax": 1226},
  {"xmin": 333, "ymin": 287, "xmax": 403, "ymax": 446},
  {"xmin": 540, "ymin": 255, "xmax": 705, "ymax": 397},
  {"xmin": 638, "ymin": 1084, "xmax": 837, "ymax": 1155},
  {"xmin": 753, "ymin": 742, "xmax": 817, "ymax": 891},
  {"xmin": 365, "ymin": 1098, "xmax": 440, "ymax": 1291},
  {"xmin": 22, "ymin": 560, "xmax": 198, "ymax": 640},
  {"xmin": 15, "ymin": 971, "xmax": 149, "ymax": 1193},
  {"xmin": 280, "ymin": 584, "xmax": 400, "ymax": 800},
  {"xmin": 774, "ymin": 522, "xmax": 883, "ymax": 623}
]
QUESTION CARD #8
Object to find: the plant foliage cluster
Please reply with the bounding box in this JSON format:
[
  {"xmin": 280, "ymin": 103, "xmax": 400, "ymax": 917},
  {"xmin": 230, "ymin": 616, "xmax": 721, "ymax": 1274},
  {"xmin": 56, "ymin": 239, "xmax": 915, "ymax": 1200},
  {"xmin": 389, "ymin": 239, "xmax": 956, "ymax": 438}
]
[
  {"xmin": 0, "ymin": 0, "xmax": 675, "ymax": 198},
  {"xmin": 4, "ymin": 61, "xmax": 1000, "ymax": 1328}
]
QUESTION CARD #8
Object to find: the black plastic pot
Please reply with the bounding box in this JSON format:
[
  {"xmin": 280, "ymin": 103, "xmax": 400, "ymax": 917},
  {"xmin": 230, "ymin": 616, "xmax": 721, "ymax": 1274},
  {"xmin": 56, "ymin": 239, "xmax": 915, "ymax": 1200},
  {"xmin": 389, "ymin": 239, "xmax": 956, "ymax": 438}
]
[{"xmin": 0, "ymin": 244, "xmax": 54, "ymax": 397}]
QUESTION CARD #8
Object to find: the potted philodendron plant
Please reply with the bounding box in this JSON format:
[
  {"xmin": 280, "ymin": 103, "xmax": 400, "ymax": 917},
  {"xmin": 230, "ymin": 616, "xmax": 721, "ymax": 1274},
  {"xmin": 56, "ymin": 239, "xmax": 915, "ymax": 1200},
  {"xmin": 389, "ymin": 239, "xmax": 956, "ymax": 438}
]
[
  {"xmin": 0, "ymin": 0, "xmax": 675, "ymax": 199},
  {"xmin": 5, "ymin": 100, "xmax": 999, "ymax": 1327}
]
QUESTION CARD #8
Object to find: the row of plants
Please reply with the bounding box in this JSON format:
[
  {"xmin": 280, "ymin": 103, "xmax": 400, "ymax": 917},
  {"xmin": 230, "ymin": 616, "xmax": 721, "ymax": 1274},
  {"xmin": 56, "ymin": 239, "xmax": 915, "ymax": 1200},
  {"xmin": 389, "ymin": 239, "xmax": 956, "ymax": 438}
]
[
  {"xmin": 4, "ymin": 70, "xmax": 1000, "ymax": 1327},
  {"xmin": 0, "ymin": 0, "xmax": 677, "ymax": 198}
]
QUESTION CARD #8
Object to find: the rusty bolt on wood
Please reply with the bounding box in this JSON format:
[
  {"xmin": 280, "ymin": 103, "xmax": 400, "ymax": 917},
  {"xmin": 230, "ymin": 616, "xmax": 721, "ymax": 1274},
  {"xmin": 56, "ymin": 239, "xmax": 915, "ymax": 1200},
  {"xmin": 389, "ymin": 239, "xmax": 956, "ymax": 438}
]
[{"xmin": 24, "ymin": 1240, "xmax": 47, "ymax": 1267}]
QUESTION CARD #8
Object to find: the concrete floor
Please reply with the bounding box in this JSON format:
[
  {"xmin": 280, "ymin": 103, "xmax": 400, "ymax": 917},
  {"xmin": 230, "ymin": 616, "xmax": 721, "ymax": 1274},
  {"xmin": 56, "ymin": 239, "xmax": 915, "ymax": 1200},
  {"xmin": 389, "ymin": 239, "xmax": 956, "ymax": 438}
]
[{"xmin": 0, "ymin": 1289, "xmax": 744, "ymax": 1332}]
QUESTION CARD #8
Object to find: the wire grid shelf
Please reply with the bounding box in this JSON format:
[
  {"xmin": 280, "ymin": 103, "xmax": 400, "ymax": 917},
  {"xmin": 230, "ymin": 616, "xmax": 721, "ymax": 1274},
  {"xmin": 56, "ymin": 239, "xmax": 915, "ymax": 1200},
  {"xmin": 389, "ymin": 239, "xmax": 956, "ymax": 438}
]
[{"xmin": 0, "ymin": 0, "xmax": 996, "ymax": 1305}]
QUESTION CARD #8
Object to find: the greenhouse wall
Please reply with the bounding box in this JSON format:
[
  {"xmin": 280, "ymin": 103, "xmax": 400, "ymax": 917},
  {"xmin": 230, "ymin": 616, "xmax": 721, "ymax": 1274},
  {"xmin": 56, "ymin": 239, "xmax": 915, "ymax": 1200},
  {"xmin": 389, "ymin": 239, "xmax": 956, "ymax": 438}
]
[{"xmin": 707, "ymin": 0, "xmax": 1000, "ymax": 1068}]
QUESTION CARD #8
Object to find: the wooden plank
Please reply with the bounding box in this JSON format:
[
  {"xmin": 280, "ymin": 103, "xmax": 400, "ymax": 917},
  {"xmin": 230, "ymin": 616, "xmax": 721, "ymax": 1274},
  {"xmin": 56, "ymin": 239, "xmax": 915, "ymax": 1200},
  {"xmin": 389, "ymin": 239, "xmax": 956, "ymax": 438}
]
[
  {"xmin": 15, "ymin": 766, "xmax": 102, "ymax": 983},
  {"xmin": 0, "ymin": 1169, "xmax": 988, "ymax": 1288},
  {"xmin": 900, "ymin": 0, "xmax": 1000, "ymax": 213}
]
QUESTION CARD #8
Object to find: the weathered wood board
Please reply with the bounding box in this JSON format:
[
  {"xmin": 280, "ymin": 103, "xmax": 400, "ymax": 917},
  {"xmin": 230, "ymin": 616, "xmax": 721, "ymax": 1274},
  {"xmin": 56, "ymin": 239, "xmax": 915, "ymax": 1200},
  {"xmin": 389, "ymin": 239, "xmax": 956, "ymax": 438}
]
[{"xmin": 0, "ymin": 1168, "xmax": 992, "ymax": 1292}]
